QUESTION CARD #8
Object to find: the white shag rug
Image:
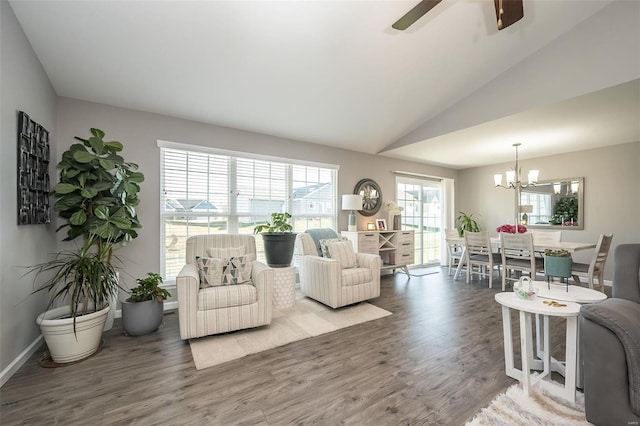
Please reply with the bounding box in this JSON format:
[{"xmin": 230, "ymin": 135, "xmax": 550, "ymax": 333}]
[
  {"xmin": 467, "ymin": 382, "xmax": 591, "ymax": 425},
  {"xmin": 189, "ymin": 295, "xmax": 391, "ymax": 370}
]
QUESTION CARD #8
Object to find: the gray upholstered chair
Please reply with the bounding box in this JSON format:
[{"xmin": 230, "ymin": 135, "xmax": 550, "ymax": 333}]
[
  {"xmin": 176, "ymin": 234, "xmax": 274, "ymax": 340},
  {"xmin": 296, "ymin": 228, "xmax": 381, "ymax": 309},
  {"xmin": 580, "ymin": 244, "xmax": 640, "ymax": 425}
]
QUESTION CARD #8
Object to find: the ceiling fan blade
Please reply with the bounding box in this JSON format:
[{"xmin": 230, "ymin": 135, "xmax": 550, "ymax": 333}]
[
  {"xmin": 494, "ymin": 0, "xmax": 524, "ymax": 30},
  {"xmin": 392, "ymin": 0, "xmax": 443, "ymax": 31}
]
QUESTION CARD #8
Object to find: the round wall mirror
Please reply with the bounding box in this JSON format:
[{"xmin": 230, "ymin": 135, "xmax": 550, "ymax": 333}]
[{"xmin": 354, "ymin": 178, "xmax": 382, "ymax": 216}]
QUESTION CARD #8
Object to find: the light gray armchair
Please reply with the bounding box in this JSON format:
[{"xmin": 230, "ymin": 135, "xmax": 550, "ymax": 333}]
[
  {"xmin": 176, "ymin": 234, "xmax": 273, "ymax": 340},
  {"xmin": 580, "ymin": 244, "xmax": 640, "ymax": 425},
  {"xmin": 296, "ymin": 229, "xmax": 381, "ymax": 309}
]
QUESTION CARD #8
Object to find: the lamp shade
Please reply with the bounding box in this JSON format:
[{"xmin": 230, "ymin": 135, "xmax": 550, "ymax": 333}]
[
  {"xmin": 342, "ymin": 194, "xmax": 363, "ymax": 211},
  {"xmin": 520, "ymin": 205, "xmax": 533, "ymax": 213}
]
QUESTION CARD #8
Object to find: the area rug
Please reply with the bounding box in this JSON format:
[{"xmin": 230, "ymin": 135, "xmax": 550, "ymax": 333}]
[
  {"xmin": 466, "ymin": 382, "xmax": 590, "ymax": 425},
  {"xmin": 189, "ymin": 295, "xmax": 392, "ymax": 370}
]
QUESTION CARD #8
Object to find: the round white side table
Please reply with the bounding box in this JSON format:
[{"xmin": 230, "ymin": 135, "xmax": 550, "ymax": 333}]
[{"xmin": 272, "ymin": 266, "xmax": 296, "ymax": 310}]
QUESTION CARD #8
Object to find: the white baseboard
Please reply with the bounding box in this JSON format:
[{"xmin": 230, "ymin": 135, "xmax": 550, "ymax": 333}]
[{"xmin": 0, "ymin": 335, "xmax": 43, "ymax": 388}]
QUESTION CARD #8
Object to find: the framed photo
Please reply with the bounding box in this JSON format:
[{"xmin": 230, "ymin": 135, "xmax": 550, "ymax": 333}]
[{"xmin": 376, "ymin": 219, "xmax": 387, "ymax": 231}]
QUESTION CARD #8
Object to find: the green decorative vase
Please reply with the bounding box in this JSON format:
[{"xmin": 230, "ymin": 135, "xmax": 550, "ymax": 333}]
[{"xmin": 544, "ymin": 255, "xmax": 573, "ymax": 278}]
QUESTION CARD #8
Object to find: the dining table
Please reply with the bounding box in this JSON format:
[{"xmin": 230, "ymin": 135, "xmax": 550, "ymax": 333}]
[{"xmin": 449, "ymin": 236, "xmax": 596, "ymax": 281}]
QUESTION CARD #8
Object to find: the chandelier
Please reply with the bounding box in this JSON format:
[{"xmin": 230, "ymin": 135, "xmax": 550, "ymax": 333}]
[{"xmin": 494, "ymin": 143, "xmax": 539, "ymax": 233}]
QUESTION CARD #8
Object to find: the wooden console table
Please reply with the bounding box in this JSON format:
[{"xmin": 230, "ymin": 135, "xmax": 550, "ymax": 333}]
[{"xmin": 342, "ymin": 230, "xmax": 414, "ymax": 276}]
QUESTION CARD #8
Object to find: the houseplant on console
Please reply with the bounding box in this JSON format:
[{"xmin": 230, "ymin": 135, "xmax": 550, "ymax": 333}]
[
  {"xmin": 29, "ymin": 128, "xmax": 143, "ymax": 363},
  {"xmin": 121, "ymin": 273, "xmax": 170, "ymax": 336},
  {"xmin": 254, "ymin": 212, "xmax": 297, "ymax": 267}
]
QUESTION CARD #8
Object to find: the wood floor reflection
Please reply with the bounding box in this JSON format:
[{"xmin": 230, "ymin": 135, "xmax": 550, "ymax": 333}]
[{"xmin": 1, "ymin": 268, "xmax": 573, "ymax": 425}]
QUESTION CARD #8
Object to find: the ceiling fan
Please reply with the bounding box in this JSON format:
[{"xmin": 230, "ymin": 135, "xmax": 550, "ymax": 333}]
[{"xmin": 392, "ymin": 0, "xmax": 524, "ymax": 31}]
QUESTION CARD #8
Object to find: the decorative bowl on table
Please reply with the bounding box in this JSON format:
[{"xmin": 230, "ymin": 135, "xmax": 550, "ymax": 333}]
[{"xmin": 514, "ymin": 276, "xmax": 537, "ymax": 300}]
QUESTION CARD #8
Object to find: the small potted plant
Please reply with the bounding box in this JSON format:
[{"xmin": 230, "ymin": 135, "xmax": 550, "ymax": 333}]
[
  {"xmin": 121, "ymin": 273, "xmax": 171, "ymax": 336},
  {"xmin": 544, "ymin": 249, "xmax": 573, "ymax": 288},
  {"xmin": 456, "ymin": 211, "xmax": 480, "ymax": 237},
  {"xmin": 254, "ymin": 212, "xmax": 297, "ymax": 267}
]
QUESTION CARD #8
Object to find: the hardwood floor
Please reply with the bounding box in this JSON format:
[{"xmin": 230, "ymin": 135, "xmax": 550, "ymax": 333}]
[{"xmin": 1, "ymin": 268, "xmax": 569, "ymax": 425}]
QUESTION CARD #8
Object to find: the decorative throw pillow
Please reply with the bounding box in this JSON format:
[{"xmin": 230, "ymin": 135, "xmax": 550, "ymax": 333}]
[
  {"xmin": 206, "ymin": 246, "xmax": 246, "ymax": 259},
  {"xmin": 220, "ymin": 254, "xmax": 253, "ymax": 285},
  {"xmin": 305, "ymin": 228, "xmax": 340, "ymax": 256},
  {"xmin": 322, "ymin": 239, "xmax": 357, "ymax": 269},
  {"xmin": 196, "ymin": 256, "xmax": 223, "ymax": 288},
  {"xmin": 319, "ymin": 237, "xmax": 349, "ymax": 258},
  {"xmin": 196, "ymin": 254, "xmax": 254, "ymax": 287}
]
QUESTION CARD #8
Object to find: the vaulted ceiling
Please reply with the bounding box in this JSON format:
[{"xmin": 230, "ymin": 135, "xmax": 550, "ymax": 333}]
[{"xmin": 9, "ymin": 0, "xmax": 640, "ymax": 169}]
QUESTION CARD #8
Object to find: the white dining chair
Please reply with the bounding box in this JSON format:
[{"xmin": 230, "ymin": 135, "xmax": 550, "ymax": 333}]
[
  {"xmin": 571, "ymin": 234, "xmax": 613, "ymax": 292},
  {"xmin": 532, "ymin": 230, "xmax": 563, "ymax": 258},
  {"xmin": 445, "ymin": 228, "xmax": 464, "ymax": 276},
  {"xmin": 500, "ymin": 232, "xmax": 544, "ymax": 291},
  {"xmin": 464, "ymin": 231, "xmax": 502, "ymax": 289},
  {"xmin": 532, "ymin": 230, "xmax": 562, "ymax": 246}
]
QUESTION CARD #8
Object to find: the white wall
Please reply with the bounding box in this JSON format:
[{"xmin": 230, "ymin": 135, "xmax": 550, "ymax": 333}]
[
  {"xmin": 457, "ymin": 141, "xmax": 640, "ymax": 280},
  {"xmin": 56, "ymin": 97, "xmax": 458, "ymax": 291},
  {"xmin": 0, "ymin": 2, "xmax": 58, "ymax": 380}
]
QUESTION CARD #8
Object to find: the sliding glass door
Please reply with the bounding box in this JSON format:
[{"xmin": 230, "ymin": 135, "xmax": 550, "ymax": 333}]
[{"xmin": 396, "ymin": 176, "xmax": 443, "ymax": 266}]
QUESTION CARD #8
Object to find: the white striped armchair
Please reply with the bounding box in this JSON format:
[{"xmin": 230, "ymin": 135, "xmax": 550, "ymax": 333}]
[
  {"xmin": 176, "ymin": 234, "xmax": 273, "ymax": 340},
  {"xmin": 296, "ymin": 229, "xmax": 381, "ymax": 309}
]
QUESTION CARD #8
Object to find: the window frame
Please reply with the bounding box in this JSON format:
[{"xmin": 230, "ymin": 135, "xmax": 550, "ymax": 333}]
[{"xmin": 158, "ymin": 140, "xmax": 339, "ymax": 283}]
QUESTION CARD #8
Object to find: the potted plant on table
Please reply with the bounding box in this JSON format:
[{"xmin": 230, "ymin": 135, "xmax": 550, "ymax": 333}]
[
  {"xmin": 121, "ymin": 273, "xmax": 170, "ymax": 336},
  {"xmin": 28, "ymin": 128, "xmax": 143, "ymax": 363},
  {"xmin": 254, "ymin": 212, "xmax": 297, "ymax": 268},
  {"xmin": 544, "ymin": 249, "xmax": 573, "ymax": 289}
]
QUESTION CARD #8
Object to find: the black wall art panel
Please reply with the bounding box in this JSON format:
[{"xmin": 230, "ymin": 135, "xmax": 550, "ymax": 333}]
[{"xmin": 17, "ymin": 111, "xmax": 50, "ymax": 225}]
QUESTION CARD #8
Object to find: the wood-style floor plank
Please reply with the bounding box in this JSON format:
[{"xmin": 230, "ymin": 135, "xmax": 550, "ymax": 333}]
[{"xmin": 1, "ymin": 269, "xmax": 575, "ymax": 425}]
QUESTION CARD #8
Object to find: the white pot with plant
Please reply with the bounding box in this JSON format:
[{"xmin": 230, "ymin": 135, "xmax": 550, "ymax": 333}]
[{"xmin": 28, "ymin": 128, "xmax": 144, "ymax": 363}]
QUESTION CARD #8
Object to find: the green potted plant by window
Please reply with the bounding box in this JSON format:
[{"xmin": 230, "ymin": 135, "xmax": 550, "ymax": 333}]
[
  {"xmin": 456, "ymin": 211, "xmax": 481, "ymax": 237},
  {"xmin": 121, "ymin": 273, "xmax": 170, "ymax": 336},
  {"xmin": 254, "ymin": 212, "xmax": 297, "ymax": 267},
  {"xmin": 28, "ymin": 128, "xmax": 143, "ymax": 363}
]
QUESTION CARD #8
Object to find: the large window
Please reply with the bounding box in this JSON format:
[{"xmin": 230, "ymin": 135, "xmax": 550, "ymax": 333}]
[
  {"xmin": 160, "ymin": 142, "xmax": 338, "ymax": 281},
  {"xmin": 396, "ymin": 175, "xmax": 443, "ymax": 265}
]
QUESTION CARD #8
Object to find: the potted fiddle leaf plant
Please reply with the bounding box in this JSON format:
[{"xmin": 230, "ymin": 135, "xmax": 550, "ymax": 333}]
[
  {"xmin": 28, "ymin": 128, "xmax": 143, "ymax": 363},
  {"xmin": 254, "ymin": 212, "xmax": 297, "ymax": 267},
  {"xmin": 121, "ymin": 273, "xmax": 170, "ymax": 336}
]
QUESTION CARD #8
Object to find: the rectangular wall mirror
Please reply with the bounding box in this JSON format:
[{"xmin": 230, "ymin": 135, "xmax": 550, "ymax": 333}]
[{"xmin": 519, "ymin": 177, "xmax": 584, "ymax": 230}]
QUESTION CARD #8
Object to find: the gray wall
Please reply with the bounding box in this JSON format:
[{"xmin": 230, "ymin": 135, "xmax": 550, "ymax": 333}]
[
  {"xmin": 56, "ymin": 97, "xmax": 458, "ymax": 290},
  {"xmin": 457, "ymin": 141, "xmax": 640, "ymax": 279},
  {"xmin": 0, "ymin": 2, "xmax": 58, "ymax": 377}
]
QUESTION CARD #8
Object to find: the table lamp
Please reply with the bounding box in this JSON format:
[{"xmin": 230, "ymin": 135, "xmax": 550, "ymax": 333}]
[{"xmin": 342, "ymin": 194, "xmax": 363, "ymax": 232}]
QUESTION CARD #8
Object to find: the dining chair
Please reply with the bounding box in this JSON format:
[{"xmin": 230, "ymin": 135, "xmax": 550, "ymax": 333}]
[
  {"xmin": 532, "ymin": 230, "xmax": 563, "ymax": 245},
  {"xmin": 571, "ymin": 234, "xmax": 613, "ymax": 292},
  {"xmin": 500, "ymin": 232, "xmax": 544, "ymax": 291},
  {"xmin": 445, "ymin": 228, "xmax": 464, "ymax": 276},
  {"xmin": 532, "ymin": 230, "xmax": 562, "ymax": 256},
  {"xmin": 464, "ymin": 231, "xmax": 502, "ymax": 288}
]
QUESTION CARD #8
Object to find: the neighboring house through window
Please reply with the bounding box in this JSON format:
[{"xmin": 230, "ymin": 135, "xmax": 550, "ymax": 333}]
[{"xmin": 159, "ymin": 140, "xmax": 338, "ymax": 282}]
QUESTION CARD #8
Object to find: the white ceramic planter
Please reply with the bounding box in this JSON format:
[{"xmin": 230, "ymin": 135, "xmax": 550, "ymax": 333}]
[{"xmin": 36, "ymin": 305, "xmax": 110, "ymax": 364}]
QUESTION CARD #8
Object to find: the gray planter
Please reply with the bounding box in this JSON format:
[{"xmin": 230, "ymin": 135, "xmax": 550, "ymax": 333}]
[
  {"xmin": 262, "ymin": 233, "xmax": 297, "ymax": 267},
  {"xmin": 121, "ymin": 298, "xmax": 164, "ymax": 336}
]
